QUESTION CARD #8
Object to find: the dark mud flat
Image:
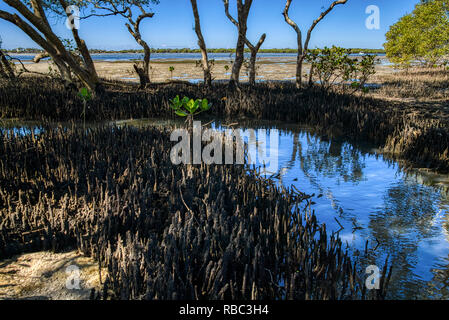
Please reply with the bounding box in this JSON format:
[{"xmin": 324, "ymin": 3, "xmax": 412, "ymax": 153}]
[{"xmin": 0, "ymin": 124, "xmax": 390, "ymax": 300}]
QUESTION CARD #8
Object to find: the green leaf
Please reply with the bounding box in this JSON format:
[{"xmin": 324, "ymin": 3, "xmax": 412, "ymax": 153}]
[
  {"xmin": 170, "ymin": 103, "xmax": 180, "ymax": 110},
  {"xmin": 186, "ymin": 99, "xmax": 196, "ymax": 113},
  {"xmin": 181, "ymin": 96, "xmax": 190, "ymax": 106},
  {"xmin": 201, "ymin": 98, "xmax": 212, "ymax": 111},
  {"xmin": 78, "ymin": 87, "xmax": 91, "ymax": 100},
  {"xmin": 175, "ymin": 110, "xmax": 188, "ymax": 117},
  {"xmin": 201, "ymin": 99, "xmax": 208, "ymax": 110},
  {"xmin": 191, "ymin": 99, "xmax": 200, "ymax": 113},
  {"xmin": 170, "ymin": 95, "xmax": 182, "ymax": 110}
]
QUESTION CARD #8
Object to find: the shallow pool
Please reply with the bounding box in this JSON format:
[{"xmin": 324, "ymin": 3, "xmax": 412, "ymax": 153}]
[{"xmin": 208, "ymin": 120, "xmax": 449, "ymax": 299}]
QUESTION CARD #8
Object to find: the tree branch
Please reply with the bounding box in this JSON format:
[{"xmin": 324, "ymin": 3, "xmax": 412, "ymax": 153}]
[
  {"xmin": 80, "ymin": 8, "xmax": 130, "ymax": 20},
  {"xmin": 59, "ymin": 0, "xmax": 97, "ymax": 76},
  {"xmin": 304, "ymin": 0, "xmax": 347, "ymax": 51},
  {"xmin": 33, "ymin": 52, "xmax": 50, "ymax": 63},
  {"xmin": 224, "ymin": 0, "xmax": 238, "ymax": 27},
  {"xmin": 283, "ymin": 0, "xmax": 302, "ymax": 53},
  {"xmin": 224, "ymin": 0, "xmax": 264, "ymax": 51},
  {"xmin": 0, "ymin": 9, "xmax": 58, "ymax": 58},
  {"xmin": 255, "ymin": 33, "xmax": 266, "ymax": 51}
]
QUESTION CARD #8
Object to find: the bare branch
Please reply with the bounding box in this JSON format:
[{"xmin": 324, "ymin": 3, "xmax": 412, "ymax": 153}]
[
  {"xmin": 283, "ymin": 0, "xmax": 302, "ymax": 52},
  {"xmin": 283, "ymin": 0, "xmax": 348, "ymax": 88},
  {"xmin": 304, "ymin": 0, "xmax": 347, "ymax": 51},
  {"xmin": 223, "ymin": 0, "xmax": 238, "ymax": 27},
  {"xmin": 80, "ymin": 8, "xmax": 130, "ymax": 20},
  {"xmin": 59, "ymin": 0, "xmax": 97, "ymax": 76},
  {"xmin": 135, "ymin": 12, "xmax": 154, "ymax": 30},
  {"xmin": 30, "ymin": 0, "xmax": 51, "ymax": 29},
  {"xmin": 0, "ymin": 9, "xmax": 58, "ymax": 58},
  {"xmin": 33, "ymin": 52, "xmax": 50, "ymax": 63},
  {"xmin": 9, "ymin": 55, "xmax": 53, "ymax": 78},
  {"xmin": 224, "ymin": 0, "xmax": 264, "ymax": 51},
  {"xmin": 190, "ymin": 0, "xmax": 212, "ymax": 86},
  {"xmin": 255, "ymin": 33, "xmax": 266, "ymax": 51}
]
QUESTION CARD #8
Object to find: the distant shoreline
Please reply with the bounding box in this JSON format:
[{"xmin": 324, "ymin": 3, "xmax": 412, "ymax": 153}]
[
  {"xmin": 6, "ymin": 52, "xmax": 388, "ymax": 65},
  {"xmin": 6, "ymin": 48, "xmax": 386, "ymax": 55}
]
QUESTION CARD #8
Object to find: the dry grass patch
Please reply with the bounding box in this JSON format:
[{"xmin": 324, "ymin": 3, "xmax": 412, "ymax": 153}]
[{"xmin": 372, "ymin": 67, "xmax": 449, "ymax": 101}]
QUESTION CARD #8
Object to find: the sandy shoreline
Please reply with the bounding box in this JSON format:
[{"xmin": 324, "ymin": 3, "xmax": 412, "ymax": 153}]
[{"xmin": 18, "ymin": 56, "xmax": 394, "ymax": 83}]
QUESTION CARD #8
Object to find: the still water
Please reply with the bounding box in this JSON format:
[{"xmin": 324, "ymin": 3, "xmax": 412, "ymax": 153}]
[
  {"xmin": 267, "ymin": 127, "xmax": 448, "ymax": 300},
  {"xmin": 10, "ymin": 52, "xmax": 387, "ymax": 62},
  {"xmin": 2, "ymin": 119, "xmax": 449, "ymax": 299},
  {"xmin": 236, "ymin": 123, "xmax": 449, "ymax": 299}
]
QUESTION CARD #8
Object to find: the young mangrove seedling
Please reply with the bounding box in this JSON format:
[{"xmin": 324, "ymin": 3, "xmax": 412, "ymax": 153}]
[
  {"xmin": 78, "ymin": 87, "xmax": 92, "ymax": 130},
  {"xmin": 169, "ymin": 66, "xmax": 175, "ymax": 79},
  {"xmin": 169, "ymin": 95, "xmax": 212, "ymax": 127}
]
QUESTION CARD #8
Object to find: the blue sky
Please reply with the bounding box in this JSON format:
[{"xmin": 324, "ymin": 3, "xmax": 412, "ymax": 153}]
[{"xmin": 0, "ymin": 0, "xmax": 419, "ymax": 50}]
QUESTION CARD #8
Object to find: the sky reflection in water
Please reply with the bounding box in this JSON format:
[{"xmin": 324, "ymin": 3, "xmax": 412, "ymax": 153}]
[{"xmin": 213, "ymin": 123, "xmax": 449, "ymax": 299}]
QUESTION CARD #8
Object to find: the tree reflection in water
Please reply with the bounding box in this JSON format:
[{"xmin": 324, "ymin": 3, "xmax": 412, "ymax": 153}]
[{"xmin": 262, "ymin": 125, "xmax": 449, "ymax": 299}]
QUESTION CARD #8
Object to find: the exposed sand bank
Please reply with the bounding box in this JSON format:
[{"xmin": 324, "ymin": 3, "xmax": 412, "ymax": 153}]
[
  {"xmin": 20, "ymin": 56, "xmax": 395, "ymax": 84},
  {"xmin": 0, "ymin": 251, "xmax": 103, "ymax": 300}
]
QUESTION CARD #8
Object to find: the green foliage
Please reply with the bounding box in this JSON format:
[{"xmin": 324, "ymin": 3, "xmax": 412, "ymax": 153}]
[
  {"xmin": 78, "ymin": 87, "xmax": 92, "ymax": 101},
  {"xmin": 77, "ymin": 86, "xmax": 92, "ymax": 129},
  {"xmin": 169, "ymin": 65, "xmax": 175, "ymax": 78},
  {"xmin": 306, "ymin": 46, "xmax": 376, "ymax": 92},
  {"xmin": 169, "ymin": 95, "xmax": 212, "ymax": 117},
  {"xmin": 384, "ymin": 0, "xmax": 449, "ymax": 67},
  {"xmin": 38, "ymin": 0, "xmax": 160, "ymax": 16}
]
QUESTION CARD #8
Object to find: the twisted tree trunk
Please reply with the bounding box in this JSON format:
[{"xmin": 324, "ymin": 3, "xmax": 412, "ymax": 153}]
[
  {"xmin": 126, "ymin": 12, "xmax": 154, "ymax": 89},
  {"xmin": 224, "ymin": 0, "xmax": 265, "ymax": 86},
  {"xmin": 224, "ymin": 0, "xmax": 253, "ymax": 89},
  {"xmin": 0, "ymin": 50, "xmax": 15, "ymax": 79},
  {"xmin": 247, "ymin": 34, "xmax": 265, "ymax": 85},
  {"xmin": 190, "ymin": 0, "xmax": 212, "ymax": 87},
  {"xmin": 83, "ymin": 1, "xmax": 156, "ymax": 89}
]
